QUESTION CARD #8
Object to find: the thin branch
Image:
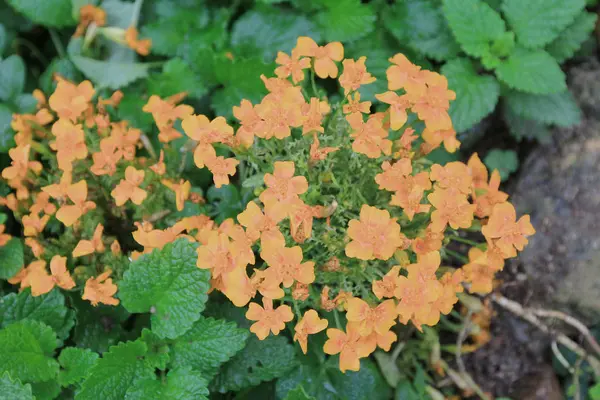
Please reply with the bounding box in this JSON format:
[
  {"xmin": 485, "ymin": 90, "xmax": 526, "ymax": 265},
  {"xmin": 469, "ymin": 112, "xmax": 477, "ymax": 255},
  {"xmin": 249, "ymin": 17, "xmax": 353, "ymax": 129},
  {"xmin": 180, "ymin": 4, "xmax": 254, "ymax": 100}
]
[{"xmin": 551, "ymin": 340, "xmax": 574, "ymax": 374}]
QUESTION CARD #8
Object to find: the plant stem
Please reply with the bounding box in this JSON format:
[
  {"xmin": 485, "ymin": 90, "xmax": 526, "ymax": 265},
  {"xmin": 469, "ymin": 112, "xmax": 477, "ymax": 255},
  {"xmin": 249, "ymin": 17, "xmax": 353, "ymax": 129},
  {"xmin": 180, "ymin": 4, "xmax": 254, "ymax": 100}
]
[
  {"xmin": 333, "ymin": 308, "xmax": 342, "ymax": 329},
  {"xmin": 443, "ymin": 248, "xmax": 468, "ymax": 264},
  {"xmin": 49, "ymin": 29, "xmax": 66, "ymax": 59},
  {"xmin": 448, "ymin": 234, "xmax": 480, "ymax": 247}
]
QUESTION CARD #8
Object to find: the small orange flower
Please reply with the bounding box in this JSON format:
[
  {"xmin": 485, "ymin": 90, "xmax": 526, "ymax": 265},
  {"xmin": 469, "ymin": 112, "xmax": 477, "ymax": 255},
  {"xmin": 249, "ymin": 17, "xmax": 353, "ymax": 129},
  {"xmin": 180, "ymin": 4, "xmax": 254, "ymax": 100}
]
[
  {"xmin": 295, "ymin": 37, "xmax": 344, "ymax": 79},
  {"xmin": 467, "ymin": 153, "xmax": 488, "ymax": 190},
  {"xmin": 0, "ymin": 224, "xmax": 11, "ymax": 246},
  {"xmin": 346, "ymin": 298, "xmax": 397, "ymax": 336},
  {"xmin": 20, "ymin": 260, "xmax": 54, "ymax": 296},
  {"xmin": 463, "ymin": 248, "xmax": 495, "ymax": 294},
  {"xmin": 323, "ymin": 323, "xmax": 376, "ymax": 372},
  {"xmin": 182, "ymin": 115, "xmax": 234, "ymax": 146},
  {"xmin": 346, "ymin": 205, "xmax": 407, "ymax": 261},
  {"xmin": 339, "ymin": 57, "xmax": 376, "ymax": 94},
  {"xmin": 143, "ymin": 95, "xmax": 193, "ymax": 133},
  {"xmin": 74, "ymin": 5, "xmax": 106, "ymax": 37},
  {"xmin": 22, "ymin": 213, "xmax": 50, "ymax": 237},
  {"xmin": 30, "ymin": 192, "xmax": 57, "ymax": 216},
  {"xmin": 196, "ymin": 232, "xmax": 249, "ymax": 279},
  {"xmin": 261, "ymin": 239, "xmax": 315, "ymax": 288},
  {"xmin": 25, "ymin": 238, "xmax": 45, "ymax": 258},
  {"xmin": 422, "ymin": 127, "xmax": 460, "ymax": 153},
  {"xmin": 233, "ymin": 100, "xmax": 261, "ymax": 148},
  {"xmin": 343, "ymin": 92, "xmax": 371, "ymax": 119},
  {"xmin": 55, "ymin": 180, "xmax": 96, "ymax": 227},
  {"xmin": 410, "ymin": 71, "xmax": 455, "ymax": 131},
  {"xmin": 482, "ymin": 202, "xmax": 535, "ymax": 257},
  {"xmin": 259, "ymin": 161, "xmax": 308, "ymax": 213},
  {"xmin": 309, "ymin": 134, "xmax": 338, "ymax": 165},
  {"xmin": 90, "ymin": 138, "xmax": 122, "ymax": 176},
  {"xmin": 374, "ymin": 159, "xmax": 412, "ymax": 192},
  {"xmin": 275, "ymin": 49, "xmax": 311, "ymax": 84},
  {"xmin": 50, "ymin": 119, "xmax": 88, "ymax": 171},
  {"xmin": 395, "ymin": 273, "xmax": 442, "ymax": 331},
  {"xmin": 387, "ymin": 53, "xmax": 427, "ymax": 95},
  {"xmin": 2, "ymin": 144, "xmax": 43, "ymax": 188},
  {"xmin": 150, "ymin": 150, "xmax": 166, "ymax": 175},
  {"xmin": 320, "ymin": 286, "xmax": 337, "ymax": 311},
  {"xmin": 288, "ymin": 198, "xmax": 322, "ymax": 243},
  {"xmin": 430, "ymin": 162, "xmax": 472, "ymax": 195},
  {"xmin": 372, "ymin": 266, "xmax": 401, "ymax": 299},
  {"xmin": 427, "ymin": 188, "xmax": 475, "ymax": 232},
  {"xmin": 111, "ymin": 166, "xmax": 147, "ymax": 206},
  {"xmin": 254, "ymin": 89, "xmax": 305, "ymax": 140},
  {"xmin": 346, "ymin": 113, "xmax": 392, "ymax": 158},
  {"xmin": 82, "ymin": 269, "xmax": 119, "ymax": 306},
  {"xmin": 246, "ymin": 298, "xmax": 294, "ymax": 340},
  {"xmin": 162, "ymin": 179, "xmax": 191, "ymax": 211},
  {"xmin": 237, "ymin": 201, "xmax": 284, "ymax": 243},
  {"xmin": 205, "ymin": 156, "xmax": 239, "ymax": 188},
  {"xmin": 294, "ymin": 309, "xmax": 328, "ymax": 354},
  {"xmin": 49, "ymin": 255, "xmax": 76, "ymax": 290},
  {"xmin": 412, "ymin": 225, "xmax": 444, "ymax": 254},
  {"xmin": 301, "ymin": 98, "xmax": 326, "ymax": 135},
  {"xmin": 73, "ymin": 224, "xmax": 105, "ymax": 257},
  {"xmin": 48, "ymin": 79, "xmax": 94, "ymax": 122},
  {"xmin": 292, "ymin": 282, "xmax": 310, "ymax": 301},
  {"xmin": 42, "ymin": 171, "xmax": 72, "ymax": 201},
  {"xmin": 124, "ymin": 26, "xmax": 151, "ymax": 56},
  {"xmin": 375, "ymin": 91, "xmax": 410, "ymax": 130}
]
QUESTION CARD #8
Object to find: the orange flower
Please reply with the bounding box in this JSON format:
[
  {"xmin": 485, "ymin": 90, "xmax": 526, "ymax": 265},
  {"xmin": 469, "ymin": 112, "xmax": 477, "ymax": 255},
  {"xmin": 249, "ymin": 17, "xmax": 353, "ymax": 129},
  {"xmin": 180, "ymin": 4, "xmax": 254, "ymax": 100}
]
[
  {"xmin": 90, "ymin": 138, "xmax": 122, "ymax": 176},
  {"xmin": 410, "ymin": 72, "xmax": 455, "ymax": 131},
  {"xmin": 372, "ymin": 266, "xmax": 401, "ymax": 299},
  {"xmin": 301, "ymin": 97, "xmax": 326, "ymax": 135},
  {"xmin": 42, "ymin": 171, "xmax": 72, "ymax": 201},
  {"xmin": 182, "ymin": 115, "xmax": 234, "ymax": 146},
  {"xmin": 375, "ymin": 91, "xmax": 410, "ymax": 130},
  {"xmin": 343, "ymin": 92, "xmax": 371, "ymax": 119},
  {"xmin": 412, "ymin": 225, "xmax": 444, "ymax": 254},
  {"xmin": 254, "ymin": 89, "xmax": 305, "ymax": 140},
  {"xmin": 246, "ymin": 298, "xmax": 294, "ymax": 340},
  {"xmin": 25, "ymin": 238, "xmax": 45, "ymax": 258},
  {"xmin": 395, "ymin": 273, "xmax": 442, "ymax": 331},
  {"xmin": 111, "ymin": 166, "xmax": 147, "ymax": 206},
  {"xmin": 22, "ymin": 213, "xmax": 50, "ymax": 237},
  {"xmin": 295, "ymin": 37, "xmax": 344, "ymax": 79},
  {"xmin": 55, "ymin": 180, "xmax": 96, "ymax": 227},
  {"xmin": 261, "ymin": 239, "xmax": 315, "ymax": 288},
  {"xmin": 323, "ymin": 323, "xmax": 376, "ymax": 372},
  {"xmin": 0, "ymin": 194, "xmax": 18, "ymax": 212},
  {"xmin": 430, "ymin": 162, "xmax": 472, "ymax": 195},
  {"xmin": 463, "ymin": 248, "xmax": 495, "ymax": 294},
  {"xmin": 259, "ymin": 161, "xmax": 308, "ymax": 213},
  {"xmin": 482, "ymin": 202, "xmax": 535, "ymax": 257},
  {"xmin": 375, "ymin": 159, "xmax": 412, "ymax": 192},
  {"xmin": 205, "ymin": 156, "xmax": 239, "ymax": 188},
  {"xmin": 467, "ymin": 153, "xmax": 488, "ymax": 190},
  {"xmin": 473, "ymin": 170, "xmax": 508, "ymax": 218},
  {"xmin": 162, "ymin": 179, "xmax": 191, "ymax": 211},
  {"xmin": 427, "ymin": 188, "xmax": 475, "ymax": 232},
  {"xmin": 346, "ymin": 298, "xmax": 397, "ymax": 336},
  {"xmin": 49, "ymin": 255, "xmax": 76, "ymax": 290},
  {"xmin": 275, "ymin": 49, "xmax": 311, "ymax": 84},
  {"xmin": 196, "ymin": 232, "xmax": 248, "ymax": 279},
  {"xmin": 292, "ymin": 282, "xmax": 309, "ymax": 301},
  {"xmin": 30, "ymin": 192, "xmax": 57, "ymax": 216},
  {"xmin": 132, "ymin": 222, "xmax": 181, "ymax": 251},
  {"xmin": 346, "ymin": 113, "xmax": 392, "ymax": 158},
  {"xmin": 288, "ymin": 198, "xmax": 322, "ymax": 243},
  {"xmin": 73, "ymin": 224, "xmax": 105, "ymax": 257},
  {"xmin": 124, "ymin": 26, "xmax": 151, "ymax": 56},
  {"xmin": 387, "ymin": 53, "xmax": 427, "ymax": 95},
  {"xmin": 220, "ymin": 266, "xmax": 257, "ymax": 307},
  {"xmin": 414, "ymin": 270, "xmax": 463, "ymax": 327},
  {"xmin": 346, "ymin": 205, "xmax": 407, "ymax": 261},
  {"xmin": 237, "ymin": 201, "xmax": 284, "ymax": 243},
  {"xmin": 294, "ymin": 309, "xmax": 328, "ymax": 354},
  {"xmin": 0, "ymin": 224, "xmax": 11, "ymax": 246},
  {"xmin": 320, "ymin": 286, "xmax": 337, "ymax": 311},
  {"xmin": 82, "ymin": 269, "xmax": 119, "ymax": 306},
  {"xmin": 142, "ymin": 95, "xmax": 193, "ymax": 133},
  {"xmin": 20, "ymin": 260, "xmax": 54, "ymax": 296},
  {"xmin": 74, "ymin": 4, "xmax": 106, "ymax": 37},
  {"xmin": 48, "ymin": 79, "xmax": 94, "ymax": 122},
  {"xmin": 2, "ymin": 144, "xmax": 43, "ymax": 187},
  {"xmin": 339, "ymin": 57, "xmax": 376, "ymax": 94},
  {"xmin": 309, "ymin": 134, "xmax": 338, "ymax": 164},
  {"xmin": 233, "ymin": 100, "xmax": 261, "ymax": 148},
  {"xmin": 150, "ymin": 150, "xmax": 166, "ymax": 175},
  {"xmin": 50, "ymin": 119, "xmax": 88, "ymax": 171},
  {"xmin": 422, "ymin": 127, "xmax": 460, "ymax": 153}
]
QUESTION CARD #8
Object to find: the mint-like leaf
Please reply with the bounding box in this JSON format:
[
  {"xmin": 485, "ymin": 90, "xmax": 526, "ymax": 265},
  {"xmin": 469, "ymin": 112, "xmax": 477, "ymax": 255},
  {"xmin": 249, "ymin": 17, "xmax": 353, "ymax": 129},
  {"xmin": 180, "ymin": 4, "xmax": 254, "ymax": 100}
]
[
  {"xmin": 494, "ymin": 48, "xmax": 566, "ymax": 94},
  {"xmin": 126, "ymin": 368, "xmax": 209, "ymax": 400},
  {"xmin": 58, "ymin": 347, "xmax": 99, "ymax": 387}
]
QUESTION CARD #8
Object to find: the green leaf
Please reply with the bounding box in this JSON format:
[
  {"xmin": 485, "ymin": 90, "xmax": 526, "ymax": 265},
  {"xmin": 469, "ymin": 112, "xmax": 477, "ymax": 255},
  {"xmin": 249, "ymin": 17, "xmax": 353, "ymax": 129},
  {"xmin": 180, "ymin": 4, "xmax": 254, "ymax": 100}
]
[
  {"xmin": 547, "ymin": 11, "xmax": 598, "ymax": 63},
  {"xmin": 441, "ymin": 58, "xmax": 500, "ymax": 132},
  {"xmin": 147, "ymin": 58, "xmax": 207, "ymax": 99},
  {"xmin": 504, "ymin": 89, "xmax": 581, "ymax": 127},
  {"xmin": 503, "ymin": 104, "xmax": 552, "ymax": 143},
  {"xmin": 126, "ymin": 368, "xmax": 209, "ymax": 400},
  {"xmin": 5, "ymin": 0, "xmax": 75, "ymax": 27},
  {"xmin": 76, "ymin": 341, "xmax": 155, "ymax": 400},
  {"xmin": 394, "ymin": 380, "xmax": 421, "ymax": 400},
  {"xmin": 68, "ymin": 38, "xmax": 151, "ymax": 90},
  {"xmin": 483, "ymin": 149, "xmax": 519, "ymax": 181},
  {"xmin": 169, "ymin": 316, "xmax": 249, "ymax": 380},
  {"xmin": 284, "ymin": 385, "xmax": 317, "ymax": 400},
  {"xmin": 30, "ymin": 379, "xmax": 61, "ymax": 400},
  {"xmin": 119, "ymin": 238, "xmax": 210, "ymax": 339},
  {"xmin": 0, "ymin": 55, "xmax": 25, "ymax": 102},
  {"xmin": 139, "ymin": 329, "xmax": 169, "ymax": 371},
  {"xmin": 0, "ymin": 320, "xmax": 59, "ymax": 383},
  {"xmin": 590, "ymin": 382, "xmax": 600, "ymax": 400},
  {"xmin": 231, "ymin": 8, "xmax": 320, "ymax": 61},
  {"xmin": 315, "ymin": 0, "xmax": 376, "ymax": 42},
  {"xmin": 384, "ymin": 1, "xmax": 460, "ymax": 62},
  {"xmin": 58, "ymin": 347, "xmax": 99, "ymax": 387},
  {"xmin": 344, "ymin": 34, "xmax": 390, "ymax": 102},
  {"xmin": 71, "ymin": 296, "xmax": 128, "ymax": 353},
  {"xmin": 213, "ymin": 335, "xmax": 298, "ymax": 393},
  {"xmin": 0, "ymin": 288, "xmax": 75, "ymax": 342},
  {"xmin": 14, "ymin": 94, "xmax": 38, "ymax": 114},
  {"xmin": 0, "ymin": 372, "xmax": 34, "ymax": 400},
  {"xmin": 0, "ymin": 237, "xmax": 23, "ymax": 280},
  {"xmin": 0, "ymin": 104, "xmax": 14, "ymax": 152},
  {"xmin": 494, "ymin": 48, "xmax": 566, "ymax": 94},
  {"xmin": 442, "ymin": 0, "xmax": 505, "ymax": 58},
  {"xmin": 39, "ymin": 58, "xmax": 80, "ymax": 94},
  {"xmin": 502, "ymin": 0, "xmax": 585, "ymax": 49},
  {"xmin": 0, "ymin": 24, "xmax": 6, "ymax": 55},
  {"xmin": 206, "ymin": 184, "xmax": 245, "ymax": 224}
]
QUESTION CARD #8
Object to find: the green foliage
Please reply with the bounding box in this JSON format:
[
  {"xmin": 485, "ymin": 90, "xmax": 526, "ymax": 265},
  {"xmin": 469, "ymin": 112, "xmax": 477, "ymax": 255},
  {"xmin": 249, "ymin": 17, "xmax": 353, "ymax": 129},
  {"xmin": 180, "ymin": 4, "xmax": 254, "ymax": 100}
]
[
  {"xmin": 315, "ymin": 0, "xmax": 376, "ymax": 42},
  {"xmin": 494, "ymin": 48, "xmax": 566, "ymax": 94},
  {"xmin": 0, "ymin": 238, "xmax": 23, "ymax": 279},
  {"xmin": 484, "ymin": 149, "xmax": 519, "ymax": 181},
  {"xmin": 504, "ymin": 90, "xmax": 581, "ymax": 127},
  {"xmin": 57, "ymin": 347, "xmax": 99, "ymax": 387},
  {"xmin": 5, "ymin": 0, "xmax": 74, "ymax": 28},
  {"xmin": 0, "ymin": 372, "xmax": 34, "ymax": 400},
  {"xmin": 119, "ymin": 239, "xmax": 211, "ymax": 339},
  {"xmin": 547, "ymin": 11, "xmax": 598, "ymax": 62},
  {"xmin": 0, "ymin": 55, "xmax": 25, "ymax": 102},
  {"xmin": 126, "ymin": 368, "xmax": 209, "ymax": 400}
]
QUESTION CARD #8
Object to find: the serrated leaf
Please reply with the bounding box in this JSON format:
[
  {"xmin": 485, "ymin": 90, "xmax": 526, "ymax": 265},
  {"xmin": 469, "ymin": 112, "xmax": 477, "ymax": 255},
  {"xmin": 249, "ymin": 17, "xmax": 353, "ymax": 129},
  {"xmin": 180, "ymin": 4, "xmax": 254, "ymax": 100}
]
[
  {"xmin": 484, "ymin": 149, "xmax": 519, "ymax": 181},
  {"xmin": 0, "ymin": 372, "xmax": 34, "ymax": 400},
  {"xmin": 547, "ymin": 12, "xmax": 598, "ymax": 63},
  {"xmin": 0, "ymin": 104, "xmax": 14, "ymax": 153},
  {"xmin": 30, "ymin": 379, "xmax": 61, "ymax": 400},
  {"xmin": 58, "ymin": 347, "xmax": 99, "ymax": 387},
  {"xmin": 494, "ymin": 48, "xmax": 566, "ymax": 94},
  {"xmin": 0, "ymin": 237, "xmax": 23, "ymax": 279},
  {"xmin": 169, "ymin": 316, "xmax": 248, "ymax": 380},
  {"xmin": 68, "ymin": 39, "xmax": 151, "ymax": 90},
  {"xmin": 502, "ymin": 0, "xmax": 585, "ymax": 49},
  {"xmin": 119, "ymin": 238, "xmax": 210, "ymax": 339},
  {"xmin": 0, "ymin": 320, "xmax": 59, "ymax": 383},
  {"xmin": 0, "ymin": 288, "xmax": 75, "ymax": 342},
  {"xmin": 0, "ymin": 55, "xmax": 25, "ymax": 102},
  {"xmin": 140, "ymin": 329, "xmax": 169, "ymax": 371},
  {"xmin": 231, "ymin": 8, "xmax": 320, "ymax": 61},
  {"xmin": 503, "ymin": 103, "xmax": 552, "ymax": 143},
  {"xmin": 213, "ymin": 335, "xmax": 298, "ymax": 393},
  {"xmin": 504, "ymin": 90, "xmax": 581, "ymax": 127},
  {"xmin": 284, "ymin": 385, "xmax": 316, "ymax": 400},
  {"xmin": 316, "ymin": 0, "xmax": 376, "ymax": 42},
  {"xmin": 76, "ymin": 341, "xmax": 154, "ymax": 400},
  {"xmin": 441, "ymin": 58, "xmax": 499, "ymax": 132},
  {"xmin": 147, "ymin": 58, "xmax": 207, "ymax": 99},
  {"xmin": 442, "ymin": 0, "xmax": 505, "ymax": 58},
  {"xmin": 5, "ymin": 0, "xmax": 75, "ymax": 27},
  {"xmin": 126, "ymin": 368, "xmax": 209, "ymax": 400}
]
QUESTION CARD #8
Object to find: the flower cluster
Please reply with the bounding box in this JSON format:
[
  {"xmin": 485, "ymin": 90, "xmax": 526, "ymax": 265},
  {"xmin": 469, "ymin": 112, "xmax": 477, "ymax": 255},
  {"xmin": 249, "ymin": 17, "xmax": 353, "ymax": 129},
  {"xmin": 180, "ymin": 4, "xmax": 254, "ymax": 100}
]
[{"xmin": 0, "ymin": 35, "xmax": 534, "ymax": 373}]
